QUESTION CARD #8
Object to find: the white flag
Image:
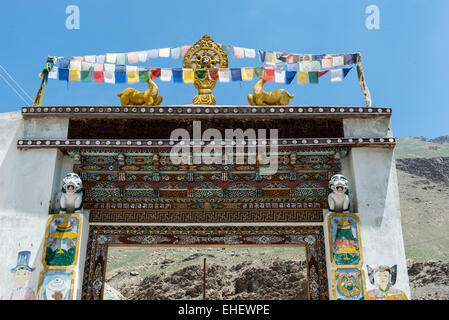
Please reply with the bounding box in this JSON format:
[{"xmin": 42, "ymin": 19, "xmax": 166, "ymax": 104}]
[
  {"xmin": 331, "ymin": 69, "xmax": 343, "ymax": 82},
  {"xmin": 244, "ymin": 48, "xmax": 256, "ymax": 58},
  {"xmin": 159, "ymin": 48, "xmax": 170, "ymax": 58},
  {"xmin": 332, "ymin": 55, "xmax": 344, "ymax": 67},
  {"xmin": 274, "ymin": 70, "xmax": 286, "ymax": 83},
  {"xmin": 161, "ymin": 68, "xmax": 172, "ymax": 82},
  {"xmin": 104, "ymin": 63, "xmax": 116, "ymax": 84},
  {"xmin": 218, "ymin": 68, "xmax": 230, "ymax": 82},
  {"xmin": 48, "ymin": 66, "xmax": 58, "ymax": 79}
]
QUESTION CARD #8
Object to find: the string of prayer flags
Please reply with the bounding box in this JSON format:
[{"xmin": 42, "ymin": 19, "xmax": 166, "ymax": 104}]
[
  {"xmin": 115, "ymin": 65, "xmax": 126, "ymax": 83},
  {"xmin": 244, "ymin": 48, "xmax": 256, "ymax": 58},
  {"xmin": 343, "ymin": 66, "xmax": 353, "ymax": 78},
  {"xmin": 48, "ymin": 66, "xmax": 58, "ymax": 80},
  {"xmin": 159, "ymin": 48, "xmax": 170, "ymax": 58},
  {"xmin": 137, "ymin": 68, "xmax": 149, "ymax": 82},
  {"xmin": 331, "ymin": 69, "xmax": 343, "ymax": 82},
  {"xmin": 195, "ymin": 68, "xmax": 207, "ymax": 81},
  {"xmin": 332, "ymin": 55, "xmax": 344, "ymax": 67},
  {"xmin": 96, "ymin": 55, "xmax": 106, "ymax": 63},
  {"xmin": 171, "ymin": 47, "xmax": 182, "ymax": 59},
  {"xmin": 104, "ymin": 64, "xmax": 115, "ymax": 84},
  {"xmin": 285, "ymin": 71, "xmax": 296, "ymax": 84},
  {"xmin": 93, "ymin": 63, "xmax": 104, "ymax": 82},
  {"xmin": 160, "ymin": 68, "xmax": 172, "ymax": 82},
  {"xmin": 127, "ymin": 52, "xmax": 139, "ymax": 64},
  {"xmin": 263, "ymin": 67, "xmax": 275, "ymax": 81},
  {"xmin": 265, "ymin": 52, "xmax": 276, "ymax": 65},
  {"xmin": 116, "ymin": 53, "xmax": 126, "ymax": 65},
  {"xmin": 138, "ymin": 51, "xmax": 148, "ymax": 63},
  {"xmin": 106, "ymin": 53, "xmax": 117, "ymax": 64},
  {"xmin": 172, "ymin": 68, "xmax": 183, "ymax": 83},
  {"xmin": 321, "ymin": 57, "xmax": 333, "ymax": 68},
  {"xmin": 148, "ymin": 49, "xmax": 159, "ymax": 59},
  {"xmin": 309, "ymin": 71, "xmax": 319, "ymax": 84},
  {"xmin": 258, "ymin": 50, "xmax": 266, "ymax": 63},
  {"xmin": 254, "ymin": 67, "xmax": 264, "ymax": 79},
  {"xmin": 318, "ymin": 70, "xmax": 329, "ymax": 78},
  {"xmin": 297, "ymin": 71, "xmax": 308, "ymax": 84},
  {"xmin": 274, "ymin": 70, "xmax": 285, "ymax": 83}
]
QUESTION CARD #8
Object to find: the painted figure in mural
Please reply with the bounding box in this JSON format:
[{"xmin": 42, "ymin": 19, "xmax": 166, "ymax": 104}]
[
  {"xmin": 0, "ymin": 251, "xmax": 36, "ymax": 300},
  {"xmin": 366, "ymin": 265, "xmax": 408, "ymax": 300},
  {"xmin": 327, "ymin": 174, "xmax": 350, "ymax": 212},
  {"xmin": 45, "ymin": 217, "xmax": 79, "ymax": 266},
  {"xmin": 60, "ymin": 173, "xmax": 83, "ymax": 213},
  {"xmin": 333, "ymin": 217, "xmax": 360, "ymax": 265}
]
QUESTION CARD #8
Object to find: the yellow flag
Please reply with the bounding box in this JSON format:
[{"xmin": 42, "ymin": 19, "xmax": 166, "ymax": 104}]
[
  {"xmin": 183, "ymin": 69, "xmax": 194, "ymax": 83},
  {"xmin": 297, "ymin": 71, "xmax": 308, "ymax": 84},
  {"xmin": 127, "ymin": 71, "xmax": 139, "ymax": 83},
  {"xmin": 241, "ymin": 68, "xmax": 253, "ymax": 81},
  {"xmin": 69, "ymin": 69, "xmax": 81, "ymax": 81}
]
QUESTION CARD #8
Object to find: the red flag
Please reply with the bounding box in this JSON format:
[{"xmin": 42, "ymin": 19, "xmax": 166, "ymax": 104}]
[
  {"xmin": 93, "ymin": 71, "xmax": 103, "ymax": 83},
  {"xmin": 318, "ymin": 70, "xmax": 329, "ymax": 78},
  {"xmin": 263, "ymin": 67, "xmax": 275, "ymax": 81},
  {"xmin": 150, "ymin": 68, "xmax": 161, "ymax": 80},
  {"xmin": 208, "ymin": 68, "xmax": 219, "ymax": 80}
]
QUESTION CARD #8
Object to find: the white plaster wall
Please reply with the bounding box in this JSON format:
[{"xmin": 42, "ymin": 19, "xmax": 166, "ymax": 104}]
[
  {"xmin": 343, "ymin": 117, "xmax": 393, "ymax": 138},
  {"xmin": 0, "ymin": 112, "xmax": 69, "ymax": 299},
  {"xmin": 346, "ymin": 147, "xmax": 411, "ymax": 298}
]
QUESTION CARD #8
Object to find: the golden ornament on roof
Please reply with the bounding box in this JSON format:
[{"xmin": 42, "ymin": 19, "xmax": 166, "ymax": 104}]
[{"xmin": 183, "ymin": 34, "xmax": 229, "ymax": 105}]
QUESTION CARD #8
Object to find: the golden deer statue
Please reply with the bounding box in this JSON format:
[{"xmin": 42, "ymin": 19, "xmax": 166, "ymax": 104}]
[
  {"xmin": 247, "ymin": 78, "xmax": 294, "ymax": 106},
  {"xmin": 116, "ymin": 78, "xmax": 163, "ymax": 106}
]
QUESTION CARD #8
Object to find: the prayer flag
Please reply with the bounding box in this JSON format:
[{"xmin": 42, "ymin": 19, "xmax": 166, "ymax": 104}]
[
  {"xmin": 343, "ymin": 66, "xmax": 353, "ymax": 78},
  {"xmin": 81, "ymin": 62, "xmax": 92, "ymax": 71},
  {"xmin": 218, "ymin": 68, "xmax": 230, "ymax": 82},
  {"xmin": 254, "ymin": 67, "xmax": 264, "ymax": 79},
  {"xmin": 208, "ymin": 68, "xmax": 219, "ymax": 81},
  {"xmin": 309, "ymin": 71, "xmax": 318, "ymax": 84},
  {"xmin": 274, "ymin": 70, "xmax": 285, "ymax": 83},
  {"xmin": 48, "ymin": 66, "xmax": 58, "ymax": 79},
  {"xmin": 104, "ymin": 64, "xmax": 116, "ymax": 84},
  {"xmin": 116, "ymin": 53, "xmax": 126, "ymax": 65},
  {"xmin": 321, "ymin": 57, "xmax": 332, "ymax": 68},
  {"xmin": 138, "ymin": 51, "xmax": 148, "ymax": 62},
  {"xmin": 287, "ymin": 63, "xmax": 299, "ymax": 71},
  {"xmin": 58, "ymin": 68, "xmax": 69, "ymax": 81},
  {"xmin": 93, "ymin": 63, "xmax": 104, "ymax": 82},
  {"xmin": 285, "ymin": 71, "xmax": 296, "ymax": 84},
  {"xmin": 241, "ymin": 68, "xmax": 253, "ymax": 81},
  {"xmin": 313, "ymin": 54, "xmax": 325, "ymax": 61},
  {"xmin": 95, "ymin": 55, "xmax": 106, "ymax": 63},
  {"xmin": 258, "ymin": 50, "xmax": 266, "ymax": 63},
  {"xmin": 160, "ymin": 68, "xmax": 172, "ymax": 82},
  {"xmin": 263, "ymin": 67, "xmax": 275, "ymax": 81},
  {"xmin": 344, "ymin": 54, "xmax": 357, "ymax": 65},
  {"xmin": 183, "ymin": 68, "xmax": 194, "ymax": 83},
  {"xmin": 106, "ymin": 53, "xmax": 117, "ymax": 64},
  {"xmin": 115, "ymin": 65, "xmax": 126, "ymax": 83},
  {"xmin": 300, "ymin": 61, "xmax": 311, "ymax": 72},
  {"xmin": 276, "ymin": 53, "xmax": 289, "ymax": 63},
  {"xmin": 331, "ymin": 69, "xmax": 343, "ymax": 82},
  {"xmin": 69, "ymin": 60, "xmax": 81, "ymax": 70},
  {"xmin": 171, "ymin": 47, "xmax": 182, "ymax": 59},
  {"xmin": 127, "ymin": 52, "xmax": 139, "ymax": 64},
  {"xmin": 81, "ymin": 70, "xmax": 92, "ymax": 82},
  {"xmin": 221, "ymin": 44, "xmax": 232, "ymax": 55},
  {"xmin": 138, "ymin": 69, "xmax": 150, "ymax": 82},
  {"xmin": 195, "ymin": 68, "xmax": 207, "ymax": 80},
  {"xmin": 310, "ymin": 60, "xmax": 321, "ymax": 71},
  {"xmin": 85, "ymin": 55, "xmax": 96, "ymax": 63},
  {"xmin": 127, "ymin": 66, "xmax": 139, "ymax": 83},
  {"xmin": 244, "ymin": 48, "xmax": 256, "ymax": 58},
  {"xmin": 69, "ymin": 69, "xmax": 80, "ymax": 81},
  {"xmin": 233, "ymin": 47, "xmax": 244, "ymax": 59},
  {"xmin": 73, "ymin": 56, "xmax": 85, "ymax": 61},
  {"xmin": 159, "ymin": 48, "xmax": 170, "ymax": 58},
  {"xmin": 265, "ymin": 52, "xmax": 276, "ymax": 65},
  {"xmin": 58, "ymin": 59, "xmax": 70, "ymax": 69},
  {"xmin": 318, "ymin": 70, "xmax": 329, "ymax": 78},
  {"xmin": 332, "ymin": 55, "xmax": 344, "ymax": 67},
  {"xmin": 230, "ymin": 68, "xmax": 242, "ymax": 81},
  {"xmin": 148, "ymin": 49, "xmax": 159, "ymax": 59},
  {"xmin": 151, "ymin": 68, "xmax": 161, "ymax": 80},
  {"xmin": 287, "ymin": 54, "xmax": 299, "ymax": 63},
  {"xmin": 297, "ymin": 71, "xmax": 308, "ymax": 84},
  {"xmin": 181, "ymin": 45, "xmax": 192, "ymax": 56}
]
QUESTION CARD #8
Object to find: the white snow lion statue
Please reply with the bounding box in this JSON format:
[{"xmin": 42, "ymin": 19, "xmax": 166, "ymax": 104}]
[
  {"xmin": 60, "ymin": 173, "xmax": 83, "ymax": 213},
  {"xmin": 327, "ymin": 174, "xmax": 350, "ymax": 213}
]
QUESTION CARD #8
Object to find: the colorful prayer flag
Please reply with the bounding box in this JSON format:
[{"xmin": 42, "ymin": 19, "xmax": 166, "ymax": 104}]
[
  {"xmin": 171, "ymin": 47, "xmax": 181, "ymax": 59},
  {"xmin": 218, "ymin": 68, "xmax": 230, "ymax": 82},
  {"xmin": 254, "ymin": 67, "xmax": 264, "ymax": 79},
  {"xmin": 195, "ymin": 69, "xmax": 207, "ymax": 80},
  {"xmin": 69, "ymin": 60, "xmax": 81, "ymax": 70},
  {"xmin": 208, "ymin": 68, "xmax": 219, "ymax": 81},
  {"xmin": 127, "ymin": 52, "xmax": 139, "ymax": 64},
  {"xmin": 297, "ymin": 71, "xmax": 308, "ymax": 84},
  {"xmin": 300, "ymin": 61, "xmax": 311, "ymax": 72},
  {"xmin": 310, "ymin": 60, "xmax": 321, "ymax": 72},
  {"xmin": 127, "ymin": 66, "xmax": 139, "ymax": 83},
  {"xmin": 181, "ymin": 45, "xmax": 192, "ymax": 57},
  {"xmin": 183, "ymin": 68, "xmax": 194, "ymax": 83},
  {"xmin": 69, "ymin": 69, "xmax": 80, "ymax": 81},
  {"xmin": 58, "ymin": 59, "xmax": 70, "ymax": 69},
  {"xmin": 244, "ymin": 48, "xmax": 256, "ymax": 58},
  {"xmin": 230, "ymin": 68, "xmax": 242, "ymax": 81},
  {"xmin": 148, "ymin": 49, "xmax": 159, "ymax": 59},
  {"xmin": 287, "ymin": 54, "xmax": 299, "ymax": 63},
  {"xmin": 263, "ymin": 67, "xmax": 275, "ymax": 81},
  {"xmin": 343, "ymin": 66, "xmax": 353, "ymax": 78},
  {"xmin": 95, "ymin": 55, "xmax": 106, "ymax": 63},
  {"xmin": 241, "ymin": 68, "xmax": 253, "ymax": 81},
  {"xmin": 115, "ymin": 65, "xmax": 126, "ymax": 83},
  {"xmin": 287, "ymin": 63, "xmax": 299, "ymax": 71},
  {"xmin": 331, "ymin": 69, "xmax": 343, "ymax": 82},
  {"xmin": 81, "ymin": 70, "xmax": 92, "ymax": 82},
  {"xmin": 233, "ymin": 47, "xmax": 244, "ymax": 59},
  {"xmin": 221, "ymin": 44, "xmax": 232, "ymax": 55},
  {"xmin": 85, "ymin": 56, "xmax": 96, "ymax": 63},
  {"xmin": 106, "ymin": 53, "xmax": 117, "ymax": 64},
  {"xmin": 285, "ymin": 71, "xmax": 296, "ymax": 84},
  {"xmin": 116, "ymin": 53, "xmax": 126, "ymax": 65},
  {"xmin": 159, "ymin": 48, "xmax": 170, "ymax": 58},
  {"xmin": 321, "ymin": 57, "xmax": 332, "ymax": 68},
  {"xmin": 58, "ymin": 68, "xmax": 69, "ymax": 81},
  {"xmin": 139, "ymin": 69, "xmax": 150, "ymax": 82},
  {"xmin": 309, "ymin": 71, "xmax": 318, "ymax": 84},
  {"xmin": 265, "ymin": 52, "xmax": 276, "ymax": 65},
  {"xmin": 344, "ymin": 54, "xmax": 357, "ymax": 65},
  {"xmin": 151, "ymin": 68, "xmax": 161, "ymax": 80},
  {"xmin": 332, "ymin": 55, "xmax": 344, "ymax": 67},
  {"xmin": 258, "ymin": 50, "xmax": 266, "ymax": 63},
  {"xmin": 160, "ymin": 68, "xmax": 172, "ymax": 81},
  {"xmin": 104, "ymin": 64, "xmax": 116, "ymax": 84},
  {"xmin": 81, "ymin": 62, "xmax": 92, "ymax": 71},
  {"xmin": 48, "ymin": 66, "xmax": 58, "ymax": 79},
  {"xmin": 138, "ymin": 51, "xmax": 148, "ymax": 62},
  {"xmin": 93, "ymin": 63, "xmax": 104, "ymax": 82},
  {"xmin": 318, "ymin": 70, "xmax": 329, "ymax": 78},
  {"xmin": 275, "ymin": 70, "xmax": 285, "ymax": 83}
]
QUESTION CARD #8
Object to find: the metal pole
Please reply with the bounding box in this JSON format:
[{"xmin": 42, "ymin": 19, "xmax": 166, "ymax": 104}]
[{"xmin": 203, "ymin": 257, "xmax": 207, "ymax": 300}]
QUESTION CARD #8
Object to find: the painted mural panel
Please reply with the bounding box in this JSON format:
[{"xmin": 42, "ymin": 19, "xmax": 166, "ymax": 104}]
[
  {"xmin": 43, "ymin": 214, "xmax": 82, "ymax": 267},
  {"xmin": 366, "ymin": 265, "xmax": 408, "ymax": 300},
  {"xmin": 332, "ymin": 267, "xmax": 366, "ymax": 300},
  {"xmin": 37, "ymin": 269, "xmax": 75, "ymax": 300},
  {"xmin": 328, "ymin": 213, "xmax": 362, "ymax": 266}
]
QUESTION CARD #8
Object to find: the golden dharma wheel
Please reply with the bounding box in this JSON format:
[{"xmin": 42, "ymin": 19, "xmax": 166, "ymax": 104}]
[{"xmin": 183, "ymin": 34, "xmax": 228, "ymax": 105}]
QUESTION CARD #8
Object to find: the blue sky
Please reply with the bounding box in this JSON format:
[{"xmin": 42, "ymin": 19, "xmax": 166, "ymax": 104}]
[{"xmin": 0, "ymin": 0, "xmax": 447, "ymax": 138}]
